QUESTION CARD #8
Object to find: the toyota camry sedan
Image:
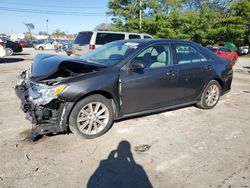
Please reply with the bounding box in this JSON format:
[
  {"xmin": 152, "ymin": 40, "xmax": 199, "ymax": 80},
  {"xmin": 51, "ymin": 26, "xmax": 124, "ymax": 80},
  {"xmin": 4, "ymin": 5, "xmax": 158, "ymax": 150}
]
[{"xmin": 15, "ymin": 39, "xmax": 233, "ymax": 140}]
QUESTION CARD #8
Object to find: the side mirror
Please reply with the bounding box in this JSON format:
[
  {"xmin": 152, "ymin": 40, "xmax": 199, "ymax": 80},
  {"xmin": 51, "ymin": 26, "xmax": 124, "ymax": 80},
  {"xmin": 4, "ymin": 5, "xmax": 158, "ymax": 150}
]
[{"xmin": 128, "ymin": 60, "xmax": 145, "ymax": 71}]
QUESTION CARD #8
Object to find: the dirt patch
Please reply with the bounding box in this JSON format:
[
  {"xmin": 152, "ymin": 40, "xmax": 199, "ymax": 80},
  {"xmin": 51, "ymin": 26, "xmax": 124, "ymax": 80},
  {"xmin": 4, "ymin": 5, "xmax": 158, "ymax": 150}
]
[{"xmin": 134, "ymin": 144, "xmax": 151, "ymax": 153}]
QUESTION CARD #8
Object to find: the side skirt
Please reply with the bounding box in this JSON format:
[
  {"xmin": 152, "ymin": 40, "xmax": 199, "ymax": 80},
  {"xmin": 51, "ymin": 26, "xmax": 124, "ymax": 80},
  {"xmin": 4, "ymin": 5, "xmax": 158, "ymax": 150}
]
[{"xmin": 116, "ymin": 101, "xmax": 197, "ymax": 120}]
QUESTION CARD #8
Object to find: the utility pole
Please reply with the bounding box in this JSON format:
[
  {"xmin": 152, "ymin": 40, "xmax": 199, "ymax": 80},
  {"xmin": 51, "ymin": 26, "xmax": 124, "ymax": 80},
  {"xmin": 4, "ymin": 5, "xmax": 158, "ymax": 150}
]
[
  {"xmin": 46, "ymin": 19, "xmax": 49, "ymax": 39},
  {"xmin": 139, "ymin": 0, "xmax": 142, "ymax": 31},
  {"xmin": 105, "ymin": 15, "xmax": 108, "ymax": 30}
]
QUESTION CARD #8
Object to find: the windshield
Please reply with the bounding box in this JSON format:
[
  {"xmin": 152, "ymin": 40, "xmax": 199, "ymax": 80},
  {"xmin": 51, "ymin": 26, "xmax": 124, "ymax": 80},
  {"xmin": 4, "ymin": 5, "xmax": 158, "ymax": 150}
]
[{"xmin": 81, "ymin": 40, "xmax": 141, "ymax": 66}]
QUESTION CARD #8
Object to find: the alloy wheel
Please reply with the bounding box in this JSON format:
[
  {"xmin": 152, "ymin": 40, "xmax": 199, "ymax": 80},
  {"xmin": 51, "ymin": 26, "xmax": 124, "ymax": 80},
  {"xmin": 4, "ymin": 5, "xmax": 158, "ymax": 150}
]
[
  {"xmin": 205, "ymin": 84, "xmax": 219, "ymax": 107},
  {"xmin": 77, "ymin": 102, "xmax": 110, "ymax": 135}
]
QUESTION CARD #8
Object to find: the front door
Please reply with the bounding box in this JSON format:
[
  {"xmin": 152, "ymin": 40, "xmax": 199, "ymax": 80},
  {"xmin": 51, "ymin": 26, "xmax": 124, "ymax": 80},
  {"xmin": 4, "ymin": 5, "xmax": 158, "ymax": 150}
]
[{"xmin": 119, "ymin": 43, "xmax": 178, "ymax": 115}]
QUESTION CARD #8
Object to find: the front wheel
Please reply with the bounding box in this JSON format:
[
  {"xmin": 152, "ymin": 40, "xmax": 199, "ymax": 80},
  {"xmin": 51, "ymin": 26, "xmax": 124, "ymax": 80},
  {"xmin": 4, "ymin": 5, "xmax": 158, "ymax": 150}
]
[
  {"xmin": 196, "ymin": 80, "xmax": 221, "ymax": 109},
  {"xmin": 69, "ymin": 95, "xmax": 114, "ymax": 139}
]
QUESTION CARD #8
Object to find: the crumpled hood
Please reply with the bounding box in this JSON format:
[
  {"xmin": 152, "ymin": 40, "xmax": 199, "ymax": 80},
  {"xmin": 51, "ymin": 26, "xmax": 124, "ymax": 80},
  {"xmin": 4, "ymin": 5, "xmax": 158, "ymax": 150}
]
[{"xmin": 30, "ymin": 54, "xmax": 103, "ymax": 81}]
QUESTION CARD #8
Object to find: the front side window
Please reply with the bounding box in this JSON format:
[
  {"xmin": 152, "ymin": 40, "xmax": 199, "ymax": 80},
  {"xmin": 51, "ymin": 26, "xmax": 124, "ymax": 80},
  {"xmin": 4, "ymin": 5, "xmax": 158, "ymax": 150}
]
[
  {"xmin": 95, "ymin": 33, "xmax": 125, "ymax": 45},
  {"xmin": 174, "ymin": 44, "xmax": 207, "ymax": 64},
  {"xmin": 132, "ymin": 44, "xmax": 171, "ymax": 69}
]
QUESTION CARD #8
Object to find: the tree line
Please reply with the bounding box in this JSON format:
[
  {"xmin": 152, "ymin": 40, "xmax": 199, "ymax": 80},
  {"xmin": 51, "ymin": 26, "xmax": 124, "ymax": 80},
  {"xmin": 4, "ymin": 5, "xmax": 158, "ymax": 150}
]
[{"xmin": 106, "ymin": 0, "xmax": 250, "ymax": 46}]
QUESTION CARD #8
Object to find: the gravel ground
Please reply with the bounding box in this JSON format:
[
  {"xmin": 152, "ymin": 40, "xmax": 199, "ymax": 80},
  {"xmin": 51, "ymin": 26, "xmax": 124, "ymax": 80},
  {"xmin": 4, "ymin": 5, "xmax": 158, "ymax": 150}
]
[{"xmin": 0, "ymin": 48, "xmax": 249, "ymax": 188}]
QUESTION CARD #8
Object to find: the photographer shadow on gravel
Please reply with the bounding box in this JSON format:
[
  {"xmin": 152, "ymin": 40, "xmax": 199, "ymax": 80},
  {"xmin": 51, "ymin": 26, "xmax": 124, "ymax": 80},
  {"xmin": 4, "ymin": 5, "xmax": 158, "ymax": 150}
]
[{"xmin": 87, "ymin": 140, "xmax": 153, "ymax": 188}]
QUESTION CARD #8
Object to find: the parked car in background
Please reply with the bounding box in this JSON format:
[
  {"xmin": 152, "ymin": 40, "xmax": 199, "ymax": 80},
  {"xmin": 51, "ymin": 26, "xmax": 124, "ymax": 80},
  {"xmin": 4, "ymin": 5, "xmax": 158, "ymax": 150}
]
[
  {"xmin": 207, "ymin": 46, "xmax": 238, "ymax": 64},
  {"xmin": 0, "ymin": 39, "xmax": 6, "ymax": 57},
  {"xmin": 72, "ymin": 31, "xmax": 153, "ymax": 57},
  {"xmin": 19, "ymin": 41, "xmax": 33, "ymax": 48},
  {"xmin": 236, "ymin": 48, "xmax": 245, "ymax": 55},
  {"xmin": 0, "ymin": 37, "xmax": 23, "ymax": 56},
  {"xmin": 218, "ymin": 42, "xmax": 237, "ymax": 52},
  {"xmin": 62, "ymin": 40, "xmax": 74, "ymax": 56},
  {"xmin": 34, "ymin": 41, "xmax": 55, "ymax": 50},
  {"xmin": 238, "ymin": 46, "xmax": 249, "ymax": 55},
  {"xmin": 15, "ymin": 39, "xmax": 233, "ymax": 140}
]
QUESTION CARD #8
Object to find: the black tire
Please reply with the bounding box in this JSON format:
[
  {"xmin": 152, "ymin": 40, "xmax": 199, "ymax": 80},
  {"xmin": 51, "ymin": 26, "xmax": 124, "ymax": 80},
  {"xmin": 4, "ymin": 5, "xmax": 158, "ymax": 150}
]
[
  {"xmin": 6, "ymin": 48, "xmax": 13, "ymax": 56},
  {"xmin": 38, "ymin": 46, "xmax": 44, "ymax": 50},
  {"xmin": 196, "ymin": 80, "xmax": 221, "ymax": 109},
  {"xmin": 69, "ymin": 94, "xmax": 114, "ymax": 139}
]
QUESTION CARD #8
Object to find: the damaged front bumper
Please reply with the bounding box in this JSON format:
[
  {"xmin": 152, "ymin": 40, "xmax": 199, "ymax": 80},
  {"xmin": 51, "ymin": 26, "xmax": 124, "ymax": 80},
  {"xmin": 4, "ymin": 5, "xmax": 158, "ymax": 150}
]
[{"xmin": 15, "ymin": 73, "xmax": 74, "ymax": 141}]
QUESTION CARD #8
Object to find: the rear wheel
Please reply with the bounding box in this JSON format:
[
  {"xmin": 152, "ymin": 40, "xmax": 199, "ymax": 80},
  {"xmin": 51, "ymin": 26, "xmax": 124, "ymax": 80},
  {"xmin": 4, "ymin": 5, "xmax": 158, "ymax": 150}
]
[
  {"xmin": 197, "ymin": 80, "xmax": 221, "ymax": 109},
  {"xmin": 6, "ymin": 48, "xmax": 13, "ymax": 56},
  {"xmin": 38, "ymin": 46, "xmax": 44, "ymax": 50},
  {"xmin": 69, "ymin": 95, "xmax": 114, "ymax": 139}
]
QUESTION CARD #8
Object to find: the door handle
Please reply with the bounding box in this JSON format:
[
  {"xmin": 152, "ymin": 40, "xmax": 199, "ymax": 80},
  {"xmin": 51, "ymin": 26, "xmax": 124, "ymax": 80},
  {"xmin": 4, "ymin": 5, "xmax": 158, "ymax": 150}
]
[
  {"xmin": 206, "ymin": 65, "xmax": 212, "ymax": 70},
  {"xmin": 166, "ymin": 70, "xmax": 176, "ymax": 76}
]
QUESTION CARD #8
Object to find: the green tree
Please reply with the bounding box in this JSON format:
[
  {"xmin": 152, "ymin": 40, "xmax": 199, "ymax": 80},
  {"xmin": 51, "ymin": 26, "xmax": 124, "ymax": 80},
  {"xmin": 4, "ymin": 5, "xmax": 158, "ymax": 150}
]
[
  {"xmin": 231, "ymin": 0, "xmax": 250, "ymax": 45},
  {"xmin": 107, "ymin": 0, "xmax": 250, "ymax": 46}
]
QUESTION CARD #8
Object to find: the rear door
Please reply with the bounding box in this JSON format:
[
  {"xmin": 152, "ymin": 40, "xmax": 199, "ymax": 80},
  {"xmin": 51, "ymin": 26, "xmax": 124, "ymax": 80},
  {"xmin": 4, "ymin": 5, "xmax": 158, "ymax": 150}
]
[
  {"xmin": 73, "ymin": 32, "xmax": 93, "ymax": 57},
  {"xmin": 172, "ymin": 43, "xmax": 214, "ymax": 104}
]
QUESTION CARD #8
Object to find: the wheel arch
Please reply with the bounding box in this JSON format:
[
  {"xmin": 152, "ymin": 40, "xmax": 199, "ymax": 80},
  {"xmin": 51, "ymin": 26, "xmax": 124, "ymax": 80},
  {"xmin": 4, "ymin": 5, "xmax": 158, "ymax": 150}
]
[
  {"xmin": 68, "ymin": 90, "xmax": 119, "ymax": 122},
  {"xmin": 213, "ymin": 78, "xmax": 224, "ymax": 91}
]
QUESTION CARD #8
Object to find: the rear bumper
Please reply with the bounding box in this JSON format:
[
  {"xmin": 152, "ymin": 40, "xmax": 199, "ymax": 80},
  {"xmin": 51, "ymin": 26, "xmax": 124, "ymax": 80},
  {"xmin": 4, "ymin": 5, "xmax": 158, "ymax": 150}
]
[
  {"xmin": 222, "ymin": 70, "xmax": 233, "ymax": 95},
  {"xmin": 15, "ymin": 81, "xmax": 74, "ymax": 140}
]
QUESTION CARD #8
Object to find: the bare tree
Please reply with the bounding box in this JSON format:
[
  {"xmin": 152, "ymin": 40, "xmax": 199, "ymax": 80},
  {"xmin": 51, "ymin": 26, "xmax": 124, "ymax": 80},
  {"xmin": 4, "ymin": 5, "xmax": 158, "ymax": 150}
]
[{"xmin": 24, "ymin": 23, "xmax": 35, "ymax": 40}]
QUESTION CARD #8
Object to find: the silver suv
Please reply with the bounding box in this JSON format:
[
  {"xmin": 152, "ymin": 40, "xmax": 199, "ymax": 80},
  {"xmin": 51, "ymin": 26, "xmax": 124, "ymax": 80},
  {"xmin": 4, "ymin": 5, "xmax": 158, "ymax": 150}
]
[{"xmin": 72, "ymin": 31, "xmax": 153, "ymax": 57}]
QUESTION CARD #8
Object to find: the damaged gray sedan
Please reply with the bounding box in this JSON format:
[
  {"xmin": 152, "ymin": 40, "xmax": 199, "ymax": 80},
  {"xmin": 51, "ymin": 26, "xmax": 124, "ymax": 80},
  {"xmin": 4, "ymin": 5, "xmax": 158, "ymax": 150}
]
[{"xmin": 15, "ymin": 39, "xmax": 233, "ymax": 140}]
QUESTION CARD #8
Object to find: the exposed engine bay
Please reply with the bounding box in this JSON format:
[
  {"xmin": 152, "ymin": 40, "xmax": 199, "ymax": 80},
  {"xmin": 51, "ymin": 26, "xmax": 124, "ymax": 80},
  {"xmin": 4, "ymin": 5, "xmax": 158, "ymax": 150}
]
[{"xmin": 15, "ymin": 54, "xmax": 103, "ymax": 140}]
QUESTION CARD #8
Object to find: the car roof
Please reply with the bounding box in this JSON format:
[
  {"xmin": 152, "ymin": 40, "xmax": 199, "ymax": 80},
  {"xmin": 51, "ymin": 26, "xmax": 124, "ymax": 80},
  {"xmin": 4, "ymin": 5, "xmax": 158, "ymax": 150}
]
[
  {"xmin": 207, "ymin": 46, "xmax": 227, "ymax": 49},
  {"xmin": 78, "ymin": 30, "xmax": 152, "ymax": 36},
  {"xmin": 115, "ymin": 38, "xmax": 202, "ymax": 45}
]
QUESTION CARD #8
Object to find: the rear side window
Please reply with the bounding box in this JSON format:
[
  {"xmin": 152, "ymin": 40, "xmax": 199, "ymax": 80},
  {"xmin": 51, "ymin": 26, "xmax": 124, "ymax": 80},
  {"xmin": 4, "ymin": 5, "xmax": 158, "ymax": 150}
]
[
  {"xmin": 207, "ymin": 47, "xmax": 217, "ymax": 52},
  {"xmin": 95, "ymin": 33, "xmax": 125, "ymax": 45},
  {"xmin": 129, "ymin": 34, "xmax": 141, "ymax": 39},
  {"xmin": 174, "ymin": 44, "xmax": 207, "ymax": 64},
  {"xmin": 219, "ymin": 48, "xmax": 230, "ymax": 52},
  {"xmin": 143, "ymin": 35, "xmax": 152, "ymax": 39},
  {"xmin": 74, "ymin": 32, "xmax": 93, "ymax": 45}
]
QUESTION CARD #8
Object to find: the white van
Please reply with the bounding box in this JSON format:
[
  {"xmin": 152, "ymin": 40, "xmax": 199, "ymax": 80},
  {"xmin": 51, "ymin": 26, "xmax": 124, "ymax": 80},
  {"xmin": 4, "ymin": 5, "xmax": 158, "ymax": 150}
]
[{"xmin": 72, "ymin": 31, "xmax": 153, "ymax": 57}]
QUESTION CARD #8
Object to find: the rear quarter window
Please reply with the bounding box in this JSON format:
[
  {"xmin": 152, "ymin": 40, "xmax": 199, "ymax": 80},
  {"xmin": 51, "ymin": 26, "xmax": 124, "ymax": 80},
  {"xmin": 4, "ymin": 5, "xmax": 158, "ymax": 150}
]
[
  {"xmin": 129, "ymin": 34, "xmax": 141, "ymax": 39},
  {"xmin": 95, "ymin": 33, "xmax": 125, "ymax": 45},
  {"xmin": 175, "ymin": 44, "xmax": 207, "ymax": 64},
  {"xmin": 143, "ymin": 35, "xmax": 153, "ymax": 39},
  {"xmin": 74, "ymin": 32, "xmax": 93, "ymax": 45}
]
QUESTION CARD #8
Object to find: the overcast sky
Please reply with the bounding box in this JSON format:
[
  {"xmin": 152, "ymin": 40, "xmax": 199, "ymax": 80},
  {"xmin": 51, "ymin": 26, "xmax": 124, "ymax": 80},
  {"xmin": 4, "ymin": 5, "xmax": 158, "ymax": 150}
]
[{"xmin": 0, "ymin": 0, "xmax": 111, "ymax": 34}]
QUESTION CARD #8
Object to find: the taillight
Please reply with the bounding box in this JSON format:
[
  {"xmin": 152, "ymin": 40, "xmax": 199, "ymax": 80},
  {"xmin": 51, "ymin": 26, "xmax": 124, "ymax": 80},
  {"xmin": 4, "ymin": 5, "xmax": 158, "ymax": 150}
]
[
  {"xmin": 89, "ymin": 44, "xmax": 95, "ymax": 50},
  {"xmin": 0, "ymin": 42, "xmax": 4, "ymax": 47}
]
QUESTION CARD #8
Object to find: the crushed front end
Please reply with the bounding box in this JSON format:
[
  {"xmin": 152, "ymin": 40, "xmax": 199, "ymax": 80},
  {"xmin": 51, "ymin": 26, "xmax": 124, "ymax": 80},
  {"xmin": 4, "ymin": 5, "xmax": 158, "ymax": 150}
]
[{"xmin": 15, "ymin": 70, "xmax": 74, "ymax": 141}]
